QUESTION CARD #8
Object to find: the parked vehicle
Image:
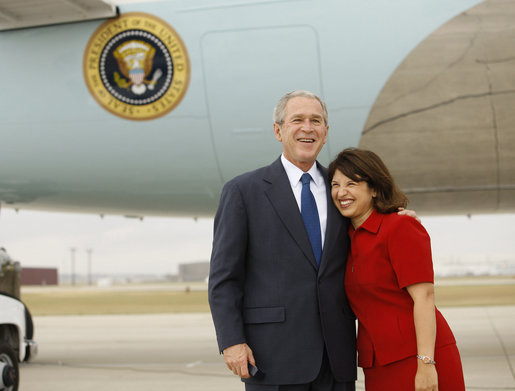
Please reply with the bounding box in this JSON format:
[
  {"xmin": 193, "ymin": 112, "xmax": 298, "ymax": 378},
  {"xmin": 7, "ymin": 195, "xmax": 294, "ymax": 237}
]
[{"xmin": 0, "ymin": 292, "xmax": 37, "ymax": 391}]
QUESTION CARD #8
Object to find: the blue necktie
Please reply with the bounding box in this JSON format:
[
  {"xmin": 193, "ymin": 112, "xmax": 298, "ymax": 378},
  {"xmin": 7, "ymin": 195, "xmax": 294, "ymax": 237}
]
[{"xmin": 301, "ymin": 173, "xmax": 322, "ymax": 266}]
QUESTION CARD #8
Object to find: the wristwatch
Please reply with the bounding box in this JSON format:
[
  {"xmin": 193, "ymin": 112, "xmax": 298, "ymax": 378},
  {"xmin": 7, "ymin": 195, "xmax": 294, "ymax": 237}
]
[{"xmin": 416, "ymin": 355, "xmax": 436, "ymax": 364}]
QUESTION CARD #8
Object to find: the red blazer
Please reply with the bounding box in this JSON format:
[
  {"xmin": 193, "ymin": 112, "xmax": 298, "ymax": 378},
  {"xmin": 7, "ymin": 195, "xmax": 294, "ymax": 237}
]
[{"xmin": 345, "ymin": 211, "xmax": 456, "ymax": 368}]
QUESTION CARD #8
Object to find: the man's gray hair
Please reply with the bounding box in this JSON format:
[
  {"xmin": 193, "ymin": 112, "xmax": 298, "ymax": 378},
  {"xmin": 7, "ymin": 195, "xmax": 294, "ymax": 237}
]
[{"xmin": 273, "ymin": 90, "xmax": 328, "ymax": 126}]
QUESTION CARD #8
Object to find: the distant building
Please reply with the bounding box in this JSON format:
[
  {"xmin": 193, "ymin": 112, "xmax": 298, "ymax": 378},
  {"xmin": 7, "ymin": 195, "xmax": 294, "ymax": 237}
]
[
  {"xmin": 178, "ymin": 261, "xmax": 209, "ymax": 282},
  {"xmin": 21, "ymin": 267, "xmax": 58, "ymax": 286}
]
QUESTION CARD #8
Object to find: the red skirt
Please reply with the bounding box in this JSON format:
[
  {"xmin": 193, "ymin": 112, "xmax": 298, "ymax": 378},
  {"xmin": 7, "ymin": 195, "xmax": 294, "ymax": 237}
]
[{"xmin": 363, "ymin": 343, "xmax": 465, "ymax": 391}]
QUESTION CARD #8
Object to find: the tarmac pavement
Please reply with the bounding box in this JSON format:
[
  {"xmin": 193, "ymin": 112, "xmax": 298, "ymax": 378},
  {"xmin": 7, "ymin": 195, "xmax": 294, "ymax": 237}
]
[{"xmin": 20, "ymin": 306, "xmax": 515, "ymax": 390}]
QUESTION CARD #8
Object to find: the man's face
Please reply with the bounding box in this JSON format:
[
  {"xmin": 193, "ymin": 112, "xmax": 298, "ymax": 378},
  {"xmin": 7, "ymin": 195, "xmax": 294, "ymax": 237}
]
[{"xmin": 273, "ymin": 97, "xmax": 329, "ymax": 171}]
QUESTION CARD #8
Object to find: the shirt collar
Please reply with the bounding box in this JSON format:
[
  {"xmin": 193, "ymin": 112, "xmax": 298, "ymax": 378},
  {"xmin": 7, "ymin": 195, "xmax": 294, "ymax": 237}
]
[
  {"xmin": 349, "ymin": 209, "xmax": 384, "ymax": 236},
  {"xmin": 280, "ymin": 154, "xmax": 324, "ymax": 188}
]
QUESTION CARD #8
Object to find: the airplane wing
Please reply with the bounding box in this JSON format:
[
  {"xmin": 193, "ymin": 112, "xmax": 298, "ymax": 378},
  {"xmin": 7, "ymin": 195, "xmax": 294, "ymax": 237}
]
[{"xmin": 0, "ymin": 0, "xmax": 117, "ymax": 31}]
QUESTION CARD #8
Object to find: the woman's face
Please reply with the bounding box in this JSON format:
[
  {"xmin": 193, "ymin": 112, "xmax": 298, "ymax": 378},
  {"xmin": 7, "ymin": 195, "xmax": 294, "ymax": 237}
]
[{"xmin": 331, "ymin": 169, "xmax": 376, "ymax": 228}]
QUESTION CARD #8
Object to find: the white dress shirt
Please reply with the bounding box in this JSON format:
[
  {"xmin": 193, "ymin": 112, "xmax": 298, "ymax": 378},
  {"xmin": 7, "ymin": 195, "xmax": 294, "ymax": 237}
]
[{"xmin": 280, "ymin": 154, "xmax": 327, "ymax": 247}]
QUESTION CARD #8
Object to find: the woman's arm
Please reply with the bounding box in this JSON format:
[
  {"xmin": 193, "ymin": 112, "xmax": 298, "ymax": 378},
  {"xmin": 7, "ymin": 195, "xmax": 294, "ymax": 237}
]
[{"xmin": 406, "ymin": 282, "xmax": 438, "ymax": 391}]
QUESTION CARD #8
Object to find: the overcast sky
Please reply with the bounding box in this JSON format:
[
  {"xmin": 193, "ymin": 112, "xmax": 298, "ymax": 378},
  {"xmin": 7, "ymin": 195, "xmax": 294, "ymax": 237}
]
[{"xmin": 0, "ymin": 208, "xmax": 514, "ymax": 277}]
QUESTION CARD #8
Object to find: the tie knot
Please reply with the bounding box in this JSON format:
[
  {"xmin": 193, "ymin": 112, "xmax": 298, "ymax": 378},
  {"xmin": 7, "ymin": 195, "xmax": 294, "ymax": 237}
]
[{"xmin": 301, "ymin": 173, "xmax": 312, "ymax": 186}]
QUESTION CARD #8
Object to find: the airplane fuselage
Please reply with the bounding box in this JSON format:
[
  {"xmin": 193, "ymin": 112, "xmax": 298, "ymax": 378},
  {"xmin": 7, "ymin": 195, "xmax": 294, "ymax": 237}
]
[{"xmin": 0, "ymin": 0, "xmax": 486, "ymax": 217}]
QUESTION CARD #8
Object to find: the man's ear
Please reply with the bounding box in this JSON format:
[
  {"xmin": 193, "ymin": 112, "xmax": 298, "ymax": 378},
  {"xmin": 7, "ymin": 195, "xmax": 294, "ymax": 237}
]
[
  {"xmin": 322, "ymin": 125, "xmax": 329, "ymax": 144},
  {"xmin": 273, "ymin": 123, "xmax": 282, "ymax": 142}
]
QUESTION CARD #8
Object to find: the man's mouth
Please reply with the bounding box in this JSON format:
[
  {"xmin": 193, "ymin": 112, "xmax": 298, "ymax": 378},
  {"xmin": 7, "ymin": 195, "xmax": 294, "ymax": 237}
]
[{"xmin": 298, "ymin": 138, "xmax": 315, "ymax": 143}]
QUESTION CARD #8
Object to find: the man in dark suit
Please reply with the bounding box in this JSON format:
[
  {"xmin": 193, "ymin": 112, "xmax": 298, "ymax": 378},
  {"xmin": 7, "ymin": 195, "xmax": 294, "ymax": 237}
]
[{"xmin": 208, "ymin": 90, "xmax": 356, "ymax": 390}]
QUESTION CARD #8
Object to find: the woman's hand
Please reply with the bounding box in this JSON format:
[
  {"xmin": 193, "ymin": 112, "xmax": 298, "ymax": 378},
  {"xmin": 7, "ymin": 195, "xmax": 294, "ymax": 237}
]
[{"xmin": 415, "ymin": 362, "xmax": 438, "ymax": 390}]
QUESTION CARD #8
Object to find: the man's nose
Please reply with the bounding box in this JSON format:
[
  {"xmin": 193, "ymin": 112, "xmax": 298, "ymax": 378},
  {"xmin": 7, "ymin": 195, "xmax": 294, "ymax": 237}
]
[{"xmin": 300, "ymin": 119, "xmax": 314, "ymax": 130}]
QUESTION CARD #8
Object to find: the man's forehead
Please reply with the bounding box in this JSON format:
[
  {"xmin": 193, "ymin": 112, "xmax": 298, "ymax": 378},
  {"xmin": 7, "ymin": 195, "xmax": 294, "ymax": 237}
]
[{"xmin": 285, "ymin": 97, "xmax": 324, "ymax": 116}]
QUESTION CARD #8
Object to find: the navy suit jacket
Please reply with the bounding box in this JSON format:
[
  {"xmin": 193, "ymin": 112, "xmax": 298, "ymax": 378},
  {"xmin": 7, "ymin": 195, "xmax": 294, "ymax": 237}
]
[{"xmin": 208, "ymin": 157, "xmax": 356, "ymax": 385}]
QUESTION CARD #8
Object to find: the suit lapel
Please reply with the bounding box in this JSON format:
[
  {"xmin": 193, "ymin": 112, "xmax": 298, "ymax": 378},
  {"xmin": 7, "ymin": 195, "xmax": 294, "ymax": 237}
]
[
  {"xmin": 318, "ymin": 164, "xmax": 348, "ymax": 274},
  {"xmin": 263, "ymin": 158, "xmax": 318, "ymax": 270}
]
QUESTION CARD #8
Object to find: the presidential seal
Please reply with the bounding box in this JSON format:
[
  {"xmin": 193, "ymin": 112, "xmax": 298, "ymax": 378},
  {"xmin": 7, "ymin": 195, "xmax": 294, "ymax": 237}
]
[{"xmin": 83, "ymin": 12, "xmax": 190, "ymax": 120}]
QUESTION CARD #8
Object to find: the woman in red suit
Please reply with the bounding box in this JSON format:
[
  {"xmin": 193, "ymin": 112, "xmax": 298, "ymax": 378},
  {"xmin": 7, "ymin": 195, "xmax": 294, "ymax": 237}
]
[{"xmin": 328, "ymin": 148, "xmax": 465, "ymax": 391}]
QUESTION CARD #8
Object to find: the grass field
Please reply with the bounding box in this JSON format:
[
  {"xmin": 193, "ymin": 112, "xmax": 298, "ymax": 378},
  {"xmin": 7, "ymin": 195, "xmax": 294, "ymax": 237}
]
[
  {"xmin": 21, "ymin": 288, "xmax": 210, "ymax": 315},
  {"xmin": 435, "ymin": 284, "xmax": 515, "ymax": 307},
  {"xmin": 20, "ymin": 279, "xmax": 515, "ymax": 316}
]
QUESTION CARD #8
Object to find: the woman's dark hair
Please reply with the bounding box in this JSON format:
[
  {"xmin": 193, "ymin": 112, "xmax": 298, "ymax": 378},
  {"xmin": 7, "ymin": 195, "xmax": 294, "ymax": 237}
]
[{"xmin": 328, "ymin": 148, "xmax": 408, "ymax": 213}]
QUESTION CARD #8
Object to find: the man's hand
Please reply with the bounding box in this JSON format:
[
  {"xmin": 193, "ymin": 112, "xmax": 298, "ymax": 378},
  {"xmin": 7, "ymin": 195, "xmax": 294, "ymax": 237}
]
[
  {"xmin": 398, "ymin": 207, "xmax": 421, "ymax": 222},
  {"xmin": 222, "ymin": 343, "xmax": 255, "ymax": 379}
]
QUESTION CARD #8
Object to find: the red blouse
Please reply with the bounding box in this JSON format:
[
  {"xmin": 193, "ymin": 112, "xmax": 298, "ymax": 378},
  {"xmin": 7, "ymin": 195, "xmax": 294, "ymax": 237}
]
[{"xmin": 345, "ymin": 210, "xmax": 456, "ymax": 368}]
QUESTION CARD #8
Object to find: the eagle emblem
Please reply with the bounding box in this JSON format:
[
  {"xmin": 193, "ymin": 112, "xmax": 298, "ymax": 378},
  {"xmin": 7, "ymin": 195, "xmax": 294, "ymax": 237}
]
[
  {"xmin": 83, "ymin": 12, "xmax": 190, "ymax": 120},
  {"xmin": 113, "ymin": 40, "xmax": 162, "ymax": 95}
]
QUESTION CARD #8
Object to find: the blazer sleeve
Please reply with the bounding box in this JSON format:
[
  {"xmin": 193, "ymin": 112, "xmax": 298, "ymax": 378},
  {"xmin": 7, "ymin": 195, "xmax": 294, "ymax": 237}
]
[
  {"xmin": 387, "ymin": 216, "xmax": 434, "ymax": 289},
  {"xmin": 208, "ymin": 179, "xmax": 249, "ymax": 353}
]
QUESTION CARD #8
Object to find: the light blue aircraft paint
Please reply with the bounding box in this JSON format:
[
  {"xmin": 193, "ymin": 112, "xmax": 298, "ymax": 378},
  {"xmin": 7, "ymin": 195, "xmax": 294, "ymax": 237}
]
[{"xmin": 0, "ymin": 0, "xmax": 483, "ymax": 217}]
